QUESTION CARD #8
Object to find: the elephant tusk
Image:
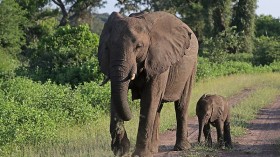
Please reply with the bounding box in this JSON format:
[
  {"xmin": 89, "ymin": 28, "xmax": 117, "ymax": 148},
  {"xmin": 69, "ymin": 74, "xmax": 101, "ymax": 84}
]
[
  {"xmin": 130, "ymin": 74, "xmax": 136, "ymax": 80},
  {"xmin": 100, "ymin": 76, "xmax": 110, "ymax": 86}
]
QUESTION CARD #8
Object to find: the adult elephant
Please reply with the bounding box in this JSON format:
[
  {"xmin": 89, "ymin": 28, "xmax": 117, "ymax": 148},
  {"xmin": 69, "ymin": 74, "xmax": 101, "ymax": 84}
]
[{"xmin": 98, "ymin": 11, "xmax": 198, "ymax": 157}]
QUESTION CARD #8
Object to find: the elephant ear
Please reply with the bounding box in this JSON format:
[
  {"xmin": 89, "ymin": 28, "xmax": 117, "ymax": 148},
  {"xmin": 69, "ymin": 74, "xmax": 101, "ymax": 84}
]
[
  {"xmin": 144, "ymin": 12, "xmax": 192, "ymax": 76},
  {"xmin": 98, "ymin": 12, "xmax": 123, "ymax": 76},
  {"xmin": 210, "ymin": 98, "xmax": 225, "ymax": 122}
]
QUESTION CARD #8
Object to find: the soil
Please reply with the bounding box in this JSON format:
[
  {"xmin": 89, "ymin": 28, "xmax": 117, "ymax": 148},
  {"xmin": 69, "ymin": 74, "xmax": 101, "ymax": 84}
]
[{"xmin": 154, "ymin": 88, "xmax": 280, "ymax": 157}]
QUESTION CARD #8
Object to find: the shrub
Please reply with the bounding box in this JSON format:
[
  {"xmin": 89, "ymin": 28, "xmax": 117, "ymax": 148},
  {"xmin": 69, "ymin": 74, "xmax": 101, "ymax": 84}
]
[
  {"xmin": 269, "ymin": 61, "xmax": 280, "ymax": 72},
  {"xmin": 0, "ymin": 77, "xmax": 104, "ymax": 150},
  {"xmin": 27, "ymin": 24, "xmax": 101, "ymax": 86},
  {"xmin": 196, "ymin": 57, "xmax": 273, "ymax": 81},
  {"xmin": 253, "ymin": 36, "xmax": 280, "ymax": 65},
  {"xmin": 225, "ymin": 53, "xmax": 253, "ymax": 63},
  {"xmin": 77, "ymin": 81, "xmax": 111, "ymax": 111}
]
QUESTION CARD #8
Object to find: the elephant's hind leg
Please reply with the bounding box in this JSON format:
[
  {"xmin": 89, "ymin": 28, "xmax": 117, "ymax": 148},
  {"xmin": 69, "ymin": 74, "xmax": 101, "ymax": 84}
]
[{"xmin": 224, "ymin": 118, "xmax": 233, "ymax": 148}]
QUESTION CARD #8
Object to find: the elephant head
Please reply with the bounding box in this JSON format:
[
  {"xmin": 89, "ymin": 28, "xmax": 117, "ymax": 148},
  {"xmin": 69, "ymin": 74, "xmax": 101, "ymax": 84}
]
[{"xmin": 98, "ymin": 11, "xmax": 193, "ymax": 121}]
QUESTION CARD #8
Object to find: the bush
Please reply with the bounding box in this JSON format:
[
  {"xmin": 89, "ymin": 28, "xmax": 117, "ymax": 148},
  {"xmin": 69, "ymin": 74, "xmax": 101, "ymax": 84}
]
[
  {"xmin": 269, "ymin": 61, "xmax": 280, "ymax": 72},
  {"xmin": 253, "ymin": 36, "xmax": 280, "ymax": 65},
  {"xmin": 225, "ymin": 53, "xmax": 253, "ymax": 63},
  {"xmin": 77, "ymin": 81, "xmax": 111, "ymax": 111},
  {"xmin": 27, "ymin": 24, "xmax": 101, "ymax": 86},
  {"xmin": 0, "ymin": 77, "xmax": 106, "ymax": 151},
  {"xmin": 196, "ymin": 57, "xmax": 273, "ymax": 81}
]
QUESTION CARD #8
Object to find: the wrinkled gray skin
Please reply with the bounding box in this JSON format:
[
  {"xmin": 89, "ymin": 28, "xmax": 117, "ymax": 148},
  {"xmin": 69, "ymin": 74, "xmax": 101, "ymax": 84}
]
[
  {"xmin": 98, "ymin": 11, "xmax": 198, "ymax": 157},
  {"xmin": 196, "ymin": 94, "xmax": 232, "ymax": 149}
]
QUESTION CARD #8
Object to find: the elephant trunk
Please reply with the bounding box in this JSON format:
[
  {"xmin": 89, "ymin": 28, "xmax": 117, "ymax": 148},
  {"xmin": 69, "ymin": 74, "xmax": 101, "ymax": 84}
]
[{"xmin": 111, "ymin": 78, "xmax": 132, "ymax": 121}]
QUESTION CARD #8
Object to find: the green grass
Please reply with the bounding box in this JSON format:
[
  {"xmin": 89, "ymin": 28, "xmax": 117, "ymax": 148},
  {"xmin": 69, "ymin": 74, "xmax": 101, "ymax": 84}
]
[{"xmin": 7, "ymin": 73, "xmax": 280, "ymax": 157}]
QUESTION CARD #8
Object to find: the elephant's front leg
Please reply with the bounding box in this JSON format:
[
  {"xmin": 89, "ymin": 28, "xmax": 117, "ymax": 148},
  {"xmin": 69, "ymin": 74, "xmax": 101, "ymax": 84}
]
[
  {"xmin": 110, "ymin": 101, "xmax": 130, "ymax": 156},
  {"xmin": 174, "ymin": 72, "xmax": 194, "ymax": 151},
  {"xmin": 133, "ymin": 72, "xmax": 168, "ymax": 157},
  {"xmin": 151, "ymin": 103, "xmax": 163, "ymax": 153}
]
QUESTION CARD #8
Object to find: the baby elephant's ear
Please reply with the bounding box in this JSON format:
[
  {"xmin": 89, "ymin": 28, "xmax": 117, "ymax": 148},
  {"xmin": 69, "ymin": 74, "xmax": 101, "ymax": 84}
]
[
  {"xmin": 210, "ymin": 102, "xmax": 225, "ymax": 122},
  {"xmin": 145, "ymin": 13, "xmax": 192, "ymax": 76}
]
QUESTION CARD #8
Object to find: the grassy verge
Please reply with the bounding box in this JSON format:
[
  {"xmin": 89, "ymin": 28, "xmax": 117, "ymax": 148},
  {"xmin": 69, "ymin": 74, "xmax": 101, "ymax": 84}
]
[
  {"xmin": 8, "ymin": 73, "xmax": 280, "ymax": 157},
  {"xmin": 231, "ymin": 87, "xmax": 280, "ymax": 136}
]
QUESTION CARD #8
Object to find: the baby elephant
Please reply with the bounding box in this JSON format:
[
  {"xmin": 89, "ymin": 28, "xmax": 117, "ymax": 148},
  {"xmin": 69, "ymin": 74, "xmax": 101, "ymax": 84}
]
[{"xmin": 196, "ymin": 94, "xmax": 232, "ymax": 148}]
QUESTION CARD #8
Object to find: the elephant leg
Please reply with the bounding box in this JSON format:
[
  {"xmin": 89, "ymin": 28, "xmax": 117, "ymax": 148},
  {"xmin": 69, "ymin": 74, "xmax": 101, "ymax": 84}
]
[
  {"xmin": 133, "ymin": 71, "xmax": 168, "ymax": 157},
  {"xmin": 151, "ymin": 103, "xmax": 163, "ymax": 153},
  {"xmin": 173, "ymin": 70, "xmax": 195, "ymax": 151},
  {"xmin": 110, "ymin": 100, "xmax": 130, "ymax": 156},
  {"xmin": 224, "ymin": 118, "xmax": 233, "ymax": 148},
  {"xmin": 203, "ymin": 123, "xmax": 212, "ymax": 147},
  {"xmin": 216, "ymin": 120, "xmax": 225, "ymax": 148}
]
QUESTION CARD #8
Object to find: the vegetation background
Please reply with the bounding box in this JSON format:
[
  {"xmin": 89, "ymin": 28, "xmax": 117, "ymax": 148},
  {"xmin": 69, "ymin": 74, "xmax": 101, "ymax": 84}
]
[{"xmin": 0, "ymin": 0, "xmax": 279, "ymax": 156}]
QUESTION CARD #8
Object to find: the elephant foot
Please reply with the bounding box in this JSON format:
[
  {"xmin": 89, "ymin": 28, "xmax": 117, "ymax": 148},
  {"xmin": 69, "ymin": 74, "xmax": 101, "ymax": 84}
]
[
  {"xmin": 151, "ymin": 141, "xmax": 159, "ymax": 153},
  {"xmin": 225, "ymin": 142, "xmax": 233, "ymax": 149},
  {"xmin": 132, "ymin": 150, "xmax": 153, "ymax": 157},
  {"xmin": 173, "ymin": 141, "xmax": 191, "ymax": 151},
  {"xmin": 206, "ymin": 141, "xmax": 213, "ymax": 147}
]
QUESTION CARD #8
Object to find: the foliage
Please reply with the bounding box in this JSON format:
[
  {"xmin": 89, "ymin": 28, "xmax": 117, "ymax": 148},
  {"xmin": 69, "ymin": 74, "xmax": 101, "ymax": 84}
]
[
  {"xmin": 225, "ymin": 53, "xmax": 253, "ymax": 63},
  {"xmin": 51, "ymin": 0, "xmax": 105, "ymax": 26},
  {"xmin": 26, "ymin": 24, "xmax": 101, "ymax": 86},
  {"xmin": 200, "ymin": 27, "xmax": 244, "ymax": 63},
  {"xmin": 269, "ymin": 61, "xmax": 280, "ymax": 72},
  {"xmin": 202, "ymin": 0, "xmax": 232, "ymax": 36},
  {"xmin": 0, "ymin": 0, "xmax": 28, "ymax": 56},
  {"xmin": 15, "ymin": 0, "xmax": 50, "ymax": 18},
  {"xmin": 231, "ymin": 0, "xmax": 257, "ymax": 53},
  {"xmin": 0, "ymin": 77, "xmax": 110, "ymax": 154},
  {"xmin": 76, "ymin": 81, "xmax": 111, "ymax": 111},
  {"xmin": 0, "ymin": 50, "xmax": 19, "ymax": 77},
  {"xmin": 255, "ymin": 15, "xmax": 280, "ymax": 37},
  {"xmin": 196, "ymin": 57, "xmax": 273, "ymax": 81},
  {"xmin": 91, "ymin": 13, "xmax": 109, "ymax": 35},
  {"xmin": 253, "ymin": 36, "xmax": 280, "ymax": 65}
]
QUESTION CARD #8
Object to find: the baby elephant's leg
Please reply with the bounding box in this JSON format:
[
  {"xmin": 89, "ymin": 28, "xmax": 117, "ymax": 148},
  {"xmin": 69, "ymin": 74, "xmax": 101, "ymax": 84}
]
[
  {"xmin": 216, "ymin": 120, "xmax": 225, "ymax": 148},
  {"xmin": 224, "ymin": 120, "xmax": 233, "ymax": 148},
  {"xmin": 203, "ymin": 123, "xmax": 212, "ymax": 147}
]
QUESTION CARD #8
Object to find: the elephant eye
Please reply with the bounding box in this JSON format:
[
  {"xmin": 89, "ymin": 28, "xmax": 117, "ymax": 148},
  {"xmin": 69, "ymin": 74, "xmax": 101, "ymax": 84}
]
[{"xmin": 136, "ymin": 43, "xmax": 143, "ymax": 49}]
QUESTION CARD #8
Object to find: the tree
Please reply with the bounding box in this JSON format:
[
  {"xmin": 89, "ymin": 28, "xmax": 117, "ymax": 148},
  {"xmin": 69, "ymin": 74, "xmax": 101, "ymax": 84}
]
[
  {"xmin": 51, "ymin": 0, "xmax": 106, "ymax": 26},
  {"xmin": 15, "ymin": 0, "xmax": 50, "ymax": 19},
  {"xmin": 0, "ymin": 0, "xmax": 27, "ymax": 57},
  {"xmin": 232, "ymin": 0, "xmax": 257, "ymax": 53},
  {"xmin": 208, "ymin": 0, "xmax": 232, "ymax": 35},
  {"xmin": 255, "ymin": 15, "xmax": 280, "ymax": 38}
]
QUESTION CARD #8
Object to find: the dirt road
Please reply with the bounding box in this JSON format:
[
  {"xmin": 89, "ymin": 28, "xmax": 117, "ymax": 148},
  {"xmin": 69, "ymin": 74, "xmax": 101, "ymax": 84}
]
[{"xmin": 155, "ymin": 89, "xmax": 280, "ymax": 157}]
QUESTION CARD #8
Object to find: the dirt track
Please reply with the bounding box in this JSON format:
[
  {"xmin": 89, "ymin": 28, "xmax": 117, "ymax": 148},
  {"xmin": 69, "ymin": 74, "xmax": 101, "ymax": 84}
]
[{"xmin": 155, "ymin": 89, "xmax": 280, "ymax": 157}]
